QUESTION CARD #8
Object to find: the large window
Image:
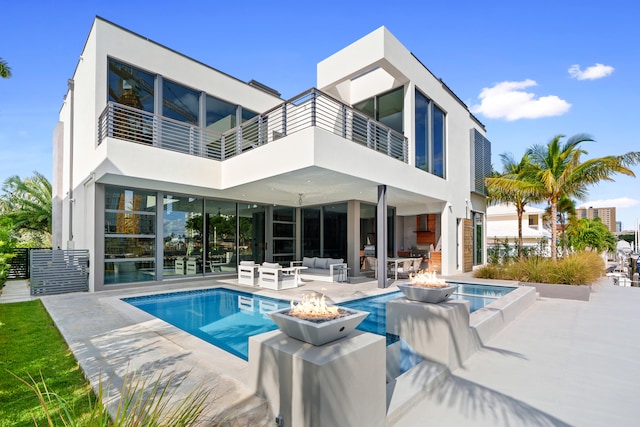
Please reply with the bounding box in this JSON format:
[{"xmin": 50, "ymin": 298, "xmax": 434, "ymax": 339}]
[
  {"xmin": 163, "ymin": 80, "xmax": 199, "ymax": 125},
  {"xmin": 108, "ymin": 59, "xmax": 155, "ymax": 113},
  {"xmin": 206, "ymin": 95, "xmax": 237, "ymax": 131},
  {"xmin": 107, "ymin": 58, "xmax": 260, "ymax": 150},
  {"xmin": 163, "ymin": 195, "xmax": 203, "ymax": 277},
  {"xmin": 104, "ymin": 187, "xmax": 156, "ymax": 284},
  {"xmin": 205, "ymin": 201, "xmax": 237, "ymax": 273},
  {"xmin": 272, "ymin": 207, "xmax": 296, "ymax": 264},
  {"xmin": 239, "ymin": 204, "xmax": 265, "ymax": 264},
  {"xmin": 415, "ymin": 90, "xmax": 446, "ymax": 178},
  {"xmin": 302, "ymin": 208, "xmax": 321, "ymax": 258},
  {"xmin": 354, "ymin": 87, "xmax": 403, "ymax": 133}
]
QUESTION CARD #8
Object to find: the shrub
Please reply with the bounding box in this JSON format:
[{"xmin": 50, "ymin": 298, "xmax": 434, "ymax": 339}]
[
  {"xmin": 550, "ymin": 251, "xmax": 604, "ymax": 285},
  {"xmin": 474, "ymin": 251, "xmax": 604, "ymax": 285},
  {"xmin": 0, "ymin": 224, "xmax": 16, "ymax": 285},
  {"xmin": 474, "ymin": 264, "xmax": 504, "ymax": 279}
]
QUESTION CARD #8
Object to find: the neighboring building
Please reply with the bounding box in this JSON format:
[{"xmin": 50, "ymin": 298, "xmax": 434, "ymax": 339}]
[
  {"xmin": 575, "ymin": 206, "xmax": 617, "ymax": 232},
  {"xmin": 52, "ymin": 17, "xmax": 492, "ymax": 291},
  {"xmin": 486, "ymin": 204, "xmax": 551, "ymax": 255},
  {"xmin": 616, "ymin": 221, "xmax": 622, "ymax": 233}
]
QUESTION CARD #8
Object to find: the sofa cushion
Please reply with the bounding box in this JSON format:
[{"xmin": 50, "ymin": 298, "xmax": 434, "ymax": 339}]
[
  {"xmin": 240, "ymin": 260, "xmax": 256, "ymax": 266},
  {"xmin": 315, "ymin": 257, "xmax": 329, "ymax": 269},
  {"xmin": 302, "ymin": 257, "xmax": 315, "ymax": 268},
  {"xmin": 327, "ymin": 258, "xmax": 344, "ymax": 266},
  {"xmin": 261, "ymin": 262, "xmax": 281, "ymax": 269}
]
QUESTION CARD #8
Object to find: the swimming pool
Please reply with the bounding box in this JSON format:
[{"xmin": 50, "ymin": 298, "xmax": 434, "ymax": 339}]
[{"xmin": 123, "ymin": 283, "xmax": 515, "ymax": 360}]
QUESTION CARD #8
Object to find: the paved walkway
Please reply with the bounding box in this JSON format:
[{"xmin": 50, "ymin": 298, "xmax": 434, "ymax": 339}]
[
  {"xmin": 393, "ymin": 277, "xmax": 640, "ymax": 427},
  {"xmin": 0, "ymin": 279, "xmax": 35, "ymax": 303}
]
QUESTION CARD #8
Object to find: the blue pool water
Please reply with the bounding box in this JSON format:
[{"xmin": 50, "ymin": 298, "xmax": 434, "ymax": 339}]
[{"xmin": 123, "ymin": 283, "xmax": 514, "ymax": 361}]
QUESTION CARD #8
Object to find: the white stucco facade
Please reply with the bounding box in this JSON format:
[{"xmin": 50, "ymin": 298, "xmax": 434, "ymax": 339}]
[{"xmin": 53, "ymin": 17, "xmax": 491, "ymax": 291}]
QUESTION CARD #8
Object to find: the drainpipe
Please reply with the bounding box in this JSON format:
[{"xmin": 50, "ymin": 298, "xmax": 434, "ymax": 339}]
[{"xmin": 67, "ymin": 79, "xmax": 74, "ymax": 246}]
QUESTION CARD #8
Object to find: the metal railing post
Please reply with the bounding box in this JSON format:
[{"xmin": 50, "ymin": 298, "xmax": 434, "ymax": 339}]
[
  {"xmin": 236, "ymin": 126, "xmax": 242, "ymax": 157},
  {"xmin": 311, "ymin": 90, "xmax": 317, "ymax": 127},
  {"xmin": 282, "ymin": 105, "xmax": 287, "ymax": 136}
]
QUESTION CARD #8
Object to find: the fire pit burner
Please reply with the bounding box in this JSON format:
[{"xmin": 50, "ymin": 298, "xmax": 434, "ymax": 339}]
[{"xmin": 268, "ymin": 292, "xmax": 369, "ymax": 345}]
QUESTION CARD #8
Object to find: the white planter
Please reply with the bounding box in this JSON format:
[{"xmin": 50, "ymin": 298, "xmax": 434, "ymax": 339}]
[
  {"xmin": 397, "ymin": 283, "xmax": 458, "ymax": 303},
  {"xmin": 268, "ymin": 307, "xmax": 369, "ymax": 346}
]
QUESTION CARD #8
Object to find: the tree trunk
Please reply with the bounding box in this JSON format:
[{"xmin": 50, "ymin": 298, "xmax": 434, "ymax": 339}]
[
  {"xmin": 550, "ymin": 202, "xmax": 558, "ymax": 261},
  {"xmin": 517, "ymin": 207, "xmax": 524, "ymax": 259}
]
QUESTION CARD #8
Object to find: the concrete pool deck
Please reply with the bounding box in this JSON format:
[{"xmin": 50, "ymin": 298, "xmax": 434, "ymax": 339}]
[{"xmin": 4, "ymin": 274, "xmax": 640, "ymax": 425}]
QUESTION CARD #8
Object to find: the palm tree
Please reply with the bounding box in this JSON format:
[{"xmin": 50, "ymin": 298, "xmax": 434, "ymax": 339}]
[
  {"xmin": 0, "ymin": 172, "xmax": 52, "ymax": 240},
  {"xmin": 544, "ymin": 194, "xmax": 576, "ymax": 256},
  {"xmin": 486, "ymin": 152, "xmax": 543, "ymax": 259},
  {"xmin": 0, "ymin": 58, "xmax": 11, "ymax": 78},
  {"xmin": 526, "ymin": 134, "xmax": 640, "ymax": 261}
]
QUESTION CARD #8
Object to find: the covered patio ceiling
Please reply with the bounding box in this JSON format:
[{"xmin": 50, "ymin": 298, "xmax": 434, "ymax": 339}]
[{"xmin": 222, "ymin": 166, "xmax": 444, "ymax": 216}]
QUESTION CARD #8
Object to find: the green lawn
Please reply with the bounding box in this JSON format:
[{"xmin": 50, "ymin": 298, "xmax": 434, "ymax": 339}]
[{"xmin": 0, "ymin": 299, "xmax": 96, "ymax": 426}]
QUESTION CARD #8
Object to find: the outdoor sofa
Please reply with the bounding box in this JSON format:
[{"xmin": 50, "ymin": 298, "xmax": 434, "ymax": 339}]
[{"xmin": 290, "ymin": 257, "xmax": 347, "ymax": 283}]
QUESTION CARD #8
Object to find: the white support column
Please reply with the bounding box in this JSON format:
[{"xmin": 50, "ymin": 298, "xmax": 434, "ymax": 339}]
[{"xmin": 377, "ymin": 185, "xmax": 387, "ymax": 288}]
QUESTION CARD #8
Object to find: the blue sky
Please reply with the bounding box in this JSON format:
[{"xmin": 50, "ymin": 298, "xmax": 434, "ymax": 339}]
[{"xmin": 1, "ymin": 0, "xmax": 639, "ymax": 229}]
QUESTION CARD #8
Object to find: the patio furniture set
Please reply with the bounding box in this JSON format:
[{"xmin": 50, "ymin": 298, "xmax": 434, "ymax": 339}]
[{"xmin": 237, "ymin": 257, "xmax": 349, "ymax": 290}]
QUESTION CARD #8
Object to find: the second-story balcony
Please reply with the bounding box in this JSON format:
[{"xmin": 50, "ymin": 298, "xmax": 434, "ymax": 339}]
[{"xmin": 98, "ymin": 88, "xmax": 408, "ymax": 163}]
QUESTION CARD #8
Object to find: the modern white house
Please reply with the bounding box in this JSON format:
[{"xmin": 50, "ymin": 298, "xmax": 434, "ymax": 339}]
[
  {"xmin": 52, "ymin": 17, "xmax": 492, "ymax": 291},
  {"xmin": 486, "ymin": 203, "xmax": 551, "ymax": 257}
]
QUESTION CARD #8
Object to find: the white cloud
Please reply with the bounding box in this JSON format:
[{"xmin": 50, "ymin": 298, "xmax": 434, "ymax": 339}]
[
  {"xmin": 568, "ymin": 63, "xmax": 614, "ymax": 80},
  {"xmin": 578, "ymin": 198, "xmax": 639, "ymax": 209},
  {"xmin": 470, "ymin": 79, "xmax": 571, "ymax": 121}
]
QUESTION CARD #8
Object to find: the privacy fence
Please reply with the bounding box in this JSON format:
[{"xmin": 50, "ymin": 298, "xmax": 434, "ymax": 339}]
[{"xmin": 30, "ymin": 250, "xmax": 90, "ymax": 296}]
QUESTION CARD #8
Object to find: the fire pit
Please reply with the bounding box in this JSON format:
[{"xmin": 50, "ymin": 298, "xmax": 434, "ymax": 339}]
[
  {"xmin": 268, "ymin": 292, "xmax": 369, "ymax": 345},
  {"xmin": 397, "ymin": 270, "xmax": 458, "ymax": 303}
]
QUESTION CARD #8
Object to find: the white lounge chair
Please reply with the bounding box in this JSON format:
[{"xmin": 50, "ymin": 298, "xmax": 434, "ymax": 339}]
[
  {"xmin": 237, "ymin": 261, "xmax": 259, "ymax": 286},
  {"xmin": 258, "ymin": 262, "xmax": 297, "ymax": 290}
]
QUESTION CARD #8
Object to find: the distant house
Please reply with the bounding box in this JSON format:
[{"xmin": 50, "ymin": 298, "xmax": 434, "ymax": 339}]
[{"xmin": 487, "ymin": 204, "xmax": 551, "ymax": 255}]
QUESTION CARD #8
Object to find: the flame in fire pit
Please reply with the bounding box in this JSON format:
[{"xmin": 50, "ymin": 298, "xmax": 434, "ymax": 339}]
[
  {"xmin": 408, "ymin": 269, "xmax": 447, "ymax": 288},
  {"xmin": 289, "ymin": 292, "xmax": 342, "ymax": 320}
]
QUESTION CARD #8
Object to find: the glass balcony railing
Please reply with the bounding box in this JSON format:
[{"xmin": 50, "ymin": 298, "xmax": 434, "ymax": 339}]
[{"xmin": 98, "ymin": 88, "xmax": 408, "ymax": 163}]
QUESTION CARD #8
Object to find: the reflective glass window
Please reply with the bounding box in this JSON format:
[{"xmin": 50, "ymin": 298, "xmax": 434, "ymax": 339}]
[
  {"xmin": 353, "ymin": 98, "xmax": 375, "ymax": 119},
  {"xmin": 415, "ymin": 89, "xmax": 446, "ymax": 178},
  {"xmin": 162, "ymin": 79, "xmax": 199, "ymax": 125},
  {"xmin": 323, "ymin": 204, "xmax": 347, "ymax": 259},
  {"xmin": 377, "ymin": 87, "xmax": 403, "ymax": 133},
  {"xmin": 104, "ymin": 186, "xmax": 156, "ymax": 285},
  {"xmin": 206, "ymin": 95, "xmax": 237, "ymax": 132},
  {"xmin": 415, "ymin": 92, "xmax": 428, "ymax": 171},
  {"xmin": 433, "ymin": 105, "xmax": 445, "ymax": 178},
  {"xmin": 242, "ymin": 108, "xmax": 258, "ymax": 123},
  {"xmin": 302, "ymin": 208, "xmax": 321, "ymax": 258},
  {"xmin": 108, "ymin": 58, "xmax": 155, "ymax": 113},
  {"xmin": 163, "ymin": 195, "xmax": 203, "ymax": 276},
  {"xmin": 239, "ymin": 204, "xmax": 265, "ymax": 264},
  {"xmin": 205, "ymin": 200, "xmax": 237, "ymax": 274}
]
